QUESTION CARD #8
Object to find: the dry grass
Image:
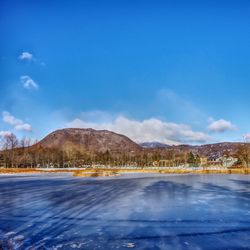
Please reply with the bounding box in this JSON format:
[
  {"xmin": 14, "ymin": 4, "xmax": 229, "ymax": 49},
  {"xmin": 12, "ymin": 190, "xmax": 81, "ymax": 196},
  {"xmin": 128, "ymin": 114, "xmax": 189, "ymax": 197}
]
[
  {"xmin": 0, "ymin": 168, "xmax": 44, "ymax": 174},
  {"xmin": 72, "ymin": 167, "xmax": 250, "ymax": 177},
  {"xmin": 73, "ymin": 170, "xmax": 120, "ymax": 177},
  {"xmin": 0, "ymin": 168, "xmax": 74, "ymax": 174},
  {"xmin": 200, "ymin": 168, "xmax": 250, "ymax": 175},
  {"xmin": 0, "ymin": 167, "xmax": 250, "ymax": 176}
]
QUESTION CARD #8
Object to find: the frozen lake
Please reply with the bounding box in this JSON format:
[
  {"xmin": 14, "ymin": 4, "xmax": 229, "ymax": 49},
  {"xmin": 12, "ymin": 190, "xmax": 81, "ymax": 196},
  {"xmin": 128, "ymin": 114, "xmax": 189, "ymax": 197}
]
[{"xmin": 0, "ymin": 173, "xmax": 250, "ymax": 249}]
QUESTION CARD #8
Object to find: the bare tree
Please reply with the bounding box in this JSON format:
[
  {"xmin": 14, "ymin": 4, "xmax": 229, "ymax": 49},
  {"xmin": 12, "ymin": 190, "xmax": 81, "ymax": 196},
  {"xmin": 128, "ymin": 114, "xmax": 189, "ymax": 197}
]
[
  {"xmin": 237, "ymin": 144, "xmax": 250, "ymax": 168},
  {"xmin": 1, "ymin": 133, "xmax": 19, "ymax": 167}
]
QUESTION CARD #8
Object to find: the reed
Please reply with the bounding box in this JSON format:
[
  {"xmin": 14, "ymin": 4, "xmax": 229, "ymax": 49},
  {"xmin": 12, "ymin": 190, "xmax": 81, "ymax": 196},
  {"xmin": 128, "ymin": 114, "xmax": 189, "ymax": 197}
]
[{"xmin": 0, "ymin": 167, "xmax": 250, "ymax": 176}]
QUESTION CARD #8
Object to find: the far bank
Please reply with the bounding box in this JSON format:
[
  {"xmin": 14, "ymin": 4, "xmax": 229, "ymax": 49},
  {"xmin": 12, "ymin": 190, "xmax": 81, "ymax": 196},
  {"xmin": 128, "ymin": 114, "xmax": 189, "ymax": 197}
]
[{"xmin": 1, "ymin": 167, "xmax": 250, "ymax": 176}]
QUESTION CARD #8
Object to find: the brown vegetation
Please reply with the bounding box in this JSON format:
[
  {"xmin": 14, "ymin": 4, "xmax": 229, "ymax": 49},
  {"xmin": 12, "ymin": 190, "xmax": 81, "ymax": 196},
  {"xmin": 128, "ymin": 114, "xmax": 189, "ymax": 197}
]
[
  {"xmin": 73, "ymin": 167, "xmax": 250, "ymax": 177},
  {"xmin": 73, "ymin": 170, "xmax": 120, "ymax": 177},
  {"xmin": 0, "ymin": 168, "xmax": 45, "ymax": 174},
  {"xmin": 0, "ymin": 167, "xmax": 250, "ymax": 176}
]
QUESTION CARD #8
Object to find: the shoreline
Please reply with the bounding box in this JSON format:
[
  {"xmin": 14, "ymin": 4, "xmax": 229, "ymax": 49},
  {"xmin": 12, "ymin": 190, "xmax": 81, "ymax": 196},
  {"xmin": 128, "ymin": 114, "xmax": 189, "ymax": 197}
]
[{"xmin": 0, "ymin": 167, "xmax": 250, "ymax": 176}]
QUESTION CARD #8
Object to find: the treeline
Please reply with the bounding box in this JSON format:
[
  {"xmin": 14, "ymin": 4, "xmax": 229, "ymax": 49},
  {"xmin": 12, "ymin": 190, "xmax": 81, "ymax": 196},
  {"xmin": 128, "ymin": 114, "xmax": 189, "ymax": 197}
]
[
  {"xmin": 0, "ymin": 133, "xmax": 198, "ymax": 168},
  {"xmin": 0, "ymin": 133, "xmax": 250, "ymax": 168}
]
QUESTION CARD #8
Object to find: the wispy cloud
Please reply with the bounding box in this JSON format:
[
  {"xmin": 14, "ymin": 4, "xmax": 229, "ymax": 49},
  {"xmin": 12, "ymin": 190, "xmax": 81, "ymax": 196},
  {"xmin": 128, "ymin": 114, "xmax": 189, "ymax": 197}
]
[
  {"xmin": 19, "ymin": 52, "xmax": 33, "ymax": 61},
  {"xmin": 67, "ymin": 112, "xmax": 211, "ymax": 145},
  {"xmin": 20, "ymin": 75, "xmax": 39, "ymax": 90},
  {"xmin": 18, "ymin": 51, "xmax": 46, "ymax": 66},
  {"xmin": 2, "ymin": 111, "xmax": 32, "ymax": 132},
  {"xmin": 208, "ymin": 118, "xmax": 236, "ymax": 133}
]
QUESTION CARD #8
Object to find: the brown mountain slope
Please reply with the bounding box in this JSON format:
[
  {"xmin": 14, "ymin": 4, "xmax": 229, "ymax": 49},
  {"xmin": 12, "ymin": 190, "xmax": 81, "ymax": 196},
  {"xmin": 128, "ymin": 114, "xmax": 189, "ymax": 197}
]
[
  {"xmin": 143, "ymin": 142, "xmax": 245, "ymax": 158},
  {"xmin": 194, "ymin": 142, "xmax": 245, "ymax": 157},
  {"xmin": 34, "ymin": 128, "xmax": 142, "ymax": 153}
]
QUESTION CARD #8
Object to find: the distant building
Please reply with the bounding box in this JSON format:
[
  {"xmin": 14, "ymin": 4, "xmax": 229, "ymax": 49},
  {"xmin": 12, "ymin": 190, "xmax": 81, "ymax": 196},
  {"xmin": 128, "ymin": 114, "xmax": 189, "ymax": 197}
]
[
  {"xmin": 207, "ymin": 155, "xmax": 238, "ymax": 168},
  {"xmin": 158, "ymin": 160, "xmax": 180, "ymax": 167},
  {"xmin": 207, "ymin": 156, "xmax": 221, "ymax": 166},
  {"xmin": 218, "ymin": 156, "xmax": 238, "ymax": 167},
  {"xmin": 158, "ymin": 160, "xmax": 168, "ymax": 167}
]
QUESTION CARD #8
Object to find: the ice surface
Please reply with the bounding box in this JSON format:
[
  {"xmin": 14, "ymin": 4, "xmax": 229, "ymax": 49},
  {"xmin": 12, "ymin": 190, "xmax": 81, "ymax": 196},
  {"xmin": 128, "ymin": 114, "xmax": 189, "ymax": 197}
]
[{"xmin": 0, "ymin": 173, "xmax": 250, "ymax": 249}]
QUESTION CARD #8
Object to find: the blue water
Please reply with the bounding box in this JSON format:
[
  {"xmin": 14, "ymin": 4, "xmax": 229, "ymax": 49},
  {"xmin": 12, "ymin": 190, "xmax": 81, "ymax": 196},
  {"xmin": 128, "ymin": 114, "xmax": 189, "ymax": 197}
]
[{"xmin": 0, "ymin": 173, "xmax": 250, "ymax": 249}]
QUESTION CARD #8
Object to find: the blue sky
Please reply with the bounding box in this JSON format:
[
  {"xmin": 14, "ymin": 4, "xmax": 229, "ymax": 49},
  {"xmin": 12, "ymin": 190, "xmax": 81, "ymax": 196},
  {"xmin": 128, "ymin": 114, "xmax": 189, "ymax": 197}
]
[{"xmin": 1, "ymin": 0, "xmax": 250, "ymax": 144}]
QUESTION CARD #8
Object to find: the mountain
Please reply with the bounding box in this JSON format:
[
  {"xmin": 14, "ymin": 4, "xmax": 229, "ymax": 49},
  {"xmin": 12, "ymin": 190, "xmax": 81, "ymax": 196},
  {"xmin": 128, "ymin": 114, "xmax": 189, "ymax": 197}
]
[
  {"xmin": 140, "ymin": 142, "xmax": 170, "ymax": 149},
  {"xmin": 154, "ymin": 142, "xmax": 244, "ymax": 158},
  {"xmin": 192, "ymin": 142, "xmax": 244, "ymax": 157},
  {"xmin": 34, "ymin": 128, "xmax": 142, "ymax": 153},
  {"xmin": 31, "ymin": 128, "xmax": 244, "ymax": 158}
]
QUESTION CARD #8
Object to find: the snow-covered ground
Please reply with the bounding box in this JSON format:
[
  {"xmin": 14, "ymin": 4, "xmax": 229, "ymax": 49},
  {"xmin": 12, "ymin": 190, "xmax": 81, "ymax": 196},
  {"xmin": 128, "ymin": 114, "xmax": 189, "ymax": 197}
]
[{"xmin": 0, "ymin": 173, "xmax": 250, "ymax": 249}]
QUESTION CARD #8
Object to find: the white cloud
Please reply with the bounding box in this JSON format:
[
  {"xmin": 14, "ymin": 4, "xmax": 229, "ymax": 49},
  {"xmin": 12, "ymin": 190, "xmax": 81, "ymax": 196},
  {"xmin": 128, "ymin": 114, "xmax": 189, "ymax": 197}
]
[
  {"xmin": 18, "ymin": 52, "xmax": 46, "ymax": 66},
  {"xmin": 20, "ymin": 75, "xmax": 39, "ymax": 90},
  {"xmin": 243, "ymin": 134, "xmax": 250, "ymax": 142},
  {"xmin": 0, "ymin": 131, "xmax": 12, "ymax": 137},
  {"xmin": 19, "ymin": 52, "xmax": 33, "ymax": 61},
  {"xmin": 3, "ymin": 111, "xmax": 22, "ymax": 126},
  {"xmin": 67, "ymin": 114, "xmax": 211, "ymax": 145},
  {"xmin": 15, "ymin": 124, "xmax": 32, "ymax": 131},
  {"xmin": 208, "ymin": 119, "xmax": 236, "ymax": 133},
  {"xmin": 2, "ymin": 111, "xmax": 32, "ymax": 132}
]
